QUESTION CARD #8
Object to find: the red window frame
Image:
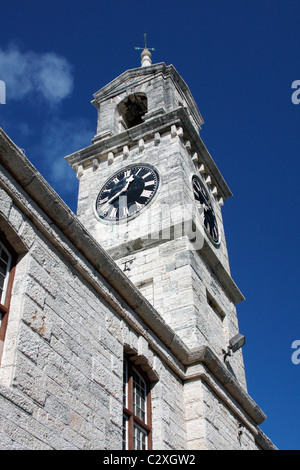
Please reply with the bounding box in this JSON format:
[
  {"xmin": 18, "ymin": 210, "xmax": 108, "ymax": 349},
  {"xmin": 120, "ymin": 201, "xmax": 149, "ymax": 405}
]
[
  {"xmin": 0, "ymin": 232, "xmax": 17, "ymax": 364},
  {"xmin": 123, "ymin": 355, "xmax": 152, "ymax": 450}
]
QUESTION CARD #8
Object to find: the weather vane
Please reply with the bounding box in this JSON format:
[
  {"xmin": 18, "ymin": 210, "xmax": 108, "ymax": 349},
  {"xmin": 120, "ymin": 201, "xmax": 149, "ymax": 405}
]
[
  {"xmin": 135, "ymin": 33, "xmax": 155, "ymax": 52},
  {"xmin": 135, "ymin": 34, "xmax": 155, "ymax": 67}
]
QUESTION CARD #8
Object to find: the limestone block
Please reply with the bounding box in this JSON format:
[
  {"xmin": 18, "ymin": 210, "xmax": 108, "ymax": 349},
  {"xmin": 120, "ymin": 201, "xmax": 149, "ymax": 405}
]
[
  {"xmin": 8, "ymin": 203, "xmax": 25, "ymax": 233},
  {"xmin": 17, "ymin": 324, "xmax": 41, "ymax": 363},
  {"xmin": 14, "ymin": 355, "xmax": 47, "ymax": 406},
  {"xmin": 18, "ymin": 220, "xmax": 36, "ymax": 249},
  {"xmin": 0, "ymin": 185, "xmax": 12, "ymax": 218}
]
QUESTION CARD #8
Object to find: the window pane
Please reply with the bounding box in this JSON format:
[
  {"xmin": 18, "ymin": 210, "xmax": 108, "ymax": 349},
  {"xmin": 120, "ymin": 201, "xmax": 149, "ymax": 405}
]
[
  {"xmin": 133, "ymin": 369, "xmax": 146, "ymax": 422},
  {"xmin": 0, "ymin": 243, "xmax": 11, "ymax": 306},
  {"xmin": 0, "ymin": 246, "xmax": 9, "ymax": 264},
  {"xmin": 134, "ymin": 423, "xmax": 147, "ymax": 450},
  {"xmin": 123, "ymin": 359, "xmax": 128, "ymax": 407},
  {"xmin": 0, "ymin": 260, "xmax": 7, "ymax": 276},
  {"xmin": 0, "ymin": 273, "xmax": 4, "ymax": 291}
]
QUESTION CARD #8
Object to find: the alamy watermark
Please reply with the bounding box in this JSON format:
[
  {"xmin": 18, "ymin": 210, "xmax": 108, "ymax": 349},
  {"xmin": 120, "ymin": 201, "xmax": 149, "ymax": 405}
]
[
  {"xmin": 291, "ymin": 80, "xmax": 300, "ymax": 105},
  {"xmin": 0, "ymin": 80, "xmax": 6, "ymax": 104},
  {"xmin": 291, "ymin": 340, "xmax": 300, "ymax": 365},
  {"xmin": 98, "ymin": 199, "xmax": 207, "ymax": 251}
]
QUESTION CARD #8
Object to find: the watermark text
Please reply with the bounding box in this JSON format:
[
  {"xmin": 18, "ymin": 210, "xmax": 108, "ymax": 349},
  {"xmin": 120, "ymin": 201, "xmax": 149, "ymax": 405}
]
[
  {"xmin": 291, "ymin": 340, "xmax": 300, "ymax": 364},
  {"xmin": 0, "ymin": 80, "xmax": 5, "ymax": 104},
  {"xmin": 291, "ymin": 80, "xmax": 300, "ymax": 105}
]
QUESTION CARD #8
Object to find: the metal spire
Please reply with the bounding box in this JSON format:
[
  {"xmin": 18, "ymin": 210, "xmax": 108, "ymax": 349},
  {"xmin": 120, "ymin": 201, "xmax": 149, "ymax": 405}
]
[{"xmin": 135, "ymin": 34, "xmax": 155, "ymax": 67}]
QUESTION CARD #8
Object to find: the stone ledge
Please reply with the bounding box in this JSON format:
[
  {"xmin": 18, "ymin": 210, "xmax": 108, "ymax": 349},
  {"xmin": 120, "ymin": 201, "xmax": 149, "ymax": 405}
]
[{"xmin": 184, "ymin": 346, "xmax": 266, "ymax": 425}]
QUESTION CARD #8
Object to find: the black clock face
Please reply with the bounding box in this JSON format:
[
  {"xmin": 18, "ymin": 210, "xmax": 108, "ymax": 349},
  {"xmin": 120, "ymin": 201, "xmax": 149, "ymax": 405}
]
[
  {"xmin": 96, "ymin": 164, "xmax": 159, "ymax": 222},
  {"xmin": 192, "ymin": 175, "xmax": 220, "ymax": 245}
]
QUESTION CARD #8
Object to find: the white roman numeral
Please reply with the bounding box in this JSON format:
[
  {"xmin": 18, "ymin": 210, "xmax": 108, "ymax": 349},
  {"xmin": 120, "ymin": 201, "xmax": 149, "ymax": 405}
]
[
  {"xmin": 98, "ymin": 202, "xmax": 110, "ymax": 214},
  {"xmin": 108, "ymin": 206, "xmax": 118, "ymax": 218},
  {"xmin": 121, "ymin": 205, "xmax": 130, "ymax": 217},
  {"xmin": 141, "ymin": 189, "xmax": 152, "ymax": 198}
]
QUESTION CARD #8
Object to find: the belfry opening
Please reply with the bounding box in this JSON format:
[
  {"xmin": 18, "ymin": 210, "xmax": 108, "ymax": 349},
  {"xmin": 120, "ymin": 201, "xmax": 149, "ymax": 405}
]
[{"xmin": 118, "ymin": 93, "xmax": 147, "ymax": 129}]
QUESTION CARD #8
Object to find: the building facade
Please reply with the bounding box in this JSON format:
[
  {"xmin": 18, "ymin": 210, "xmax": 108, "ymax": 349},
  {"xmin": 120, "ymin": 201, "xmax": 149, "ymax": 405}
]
[{"xmin": 0, "ymin": 51, "xmax": 275, "ymax": 450}]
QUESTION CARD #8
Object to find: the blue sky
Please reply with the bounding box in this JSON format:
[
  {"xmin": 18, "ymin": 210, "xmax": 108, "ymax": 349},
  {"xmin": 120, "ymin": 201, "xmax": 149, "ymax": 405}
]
[{"xmin": 0, "ymin": 0, "xmax": 300, "ymax": 450}]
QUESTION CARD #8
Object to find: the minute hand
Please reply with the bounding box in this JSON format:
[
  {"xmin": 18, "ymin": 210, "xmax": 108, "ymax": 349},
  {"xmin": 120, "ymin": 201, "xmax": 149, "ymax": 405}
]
[{"xmin": 107, "ymin": 175, "xmax": 134, "ymax": 204}]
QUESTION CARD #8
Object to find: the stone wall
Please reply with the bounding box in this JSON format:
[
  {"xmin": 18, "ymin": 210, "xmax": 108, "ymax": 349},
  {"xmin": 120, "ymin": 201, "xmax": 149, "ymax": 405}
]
[{"xmin": 0, "ymin": 154, "xmax": 186, "ymax": 449}]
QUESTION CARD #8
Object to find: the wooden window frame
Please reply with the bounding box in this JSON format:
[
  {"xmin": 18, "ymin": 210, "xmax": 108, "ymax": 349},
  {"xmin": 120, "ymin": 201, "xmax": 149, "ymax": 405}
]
[
  {"xmin": 123, "ymin": 355, "xmax": 152, "ymax": 450},
  {"xmin": 0, "ymin": 232, "xmax": 17, "ymax": 364}
]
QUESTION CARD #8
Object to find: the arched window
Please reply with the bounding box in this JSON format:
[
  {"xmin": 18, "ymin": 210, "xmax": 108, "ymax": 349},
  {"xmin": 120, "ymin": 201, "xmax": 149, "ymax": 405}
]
[
  {"xmin": 0, "ymin": 233, "xmax": 17, "ymax": 363},
  {"xmin": 123, "ymin": 355, "xmax": 152, "ymax": 450},
  {"xmin": 118, "ymin": 93, "xmax": 147, "ymax": 129}
]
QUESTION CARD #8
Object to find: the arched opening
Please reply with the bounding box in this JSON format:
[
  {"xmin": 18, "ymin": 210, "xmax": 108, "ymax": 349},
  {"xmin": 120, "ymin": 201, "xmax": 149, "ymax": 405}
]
[{"xmin": 118, "ymin": 93, "xmax": 147, "ymax": 129}]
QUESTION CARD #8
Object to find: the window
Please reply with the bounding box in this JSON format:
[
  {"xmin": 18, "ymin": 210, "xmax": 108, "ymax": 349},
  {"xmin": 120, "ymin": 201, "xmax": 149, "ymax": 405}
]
[
  {"xmin": 123, "ymin": 356, "xmax": 152, "ymax": 450},
  {"xmin": 0, "ymin": 233, "xmax": 17, "ymax": 364}
]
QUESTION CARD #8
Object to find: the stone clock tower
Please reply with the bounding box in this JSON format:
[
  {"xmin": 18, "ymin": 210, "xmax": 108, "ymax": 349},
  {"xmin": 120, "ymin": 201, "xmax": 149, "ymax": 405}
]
[{"xmin": 66, "ymin": 48, "xmax": 247, "ymax": 389}]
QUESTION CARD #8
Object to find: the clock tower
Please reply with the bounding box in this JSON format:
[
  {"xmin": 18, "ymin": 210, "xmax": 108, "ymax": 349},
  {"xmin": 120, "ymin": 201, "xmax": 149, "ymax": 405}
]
[{"xmin": 66, "ymin": 48, "xmax": 247, "ymax": 389}]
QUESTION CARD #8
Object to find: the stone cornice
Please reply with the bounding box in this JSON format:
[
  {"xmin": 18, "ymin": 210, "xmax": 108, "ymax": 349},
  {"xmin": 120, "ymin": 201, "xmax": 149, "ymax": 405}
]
[{"xmin": 65, "ymin": 107, "xmax": 232, "ymax": 201}]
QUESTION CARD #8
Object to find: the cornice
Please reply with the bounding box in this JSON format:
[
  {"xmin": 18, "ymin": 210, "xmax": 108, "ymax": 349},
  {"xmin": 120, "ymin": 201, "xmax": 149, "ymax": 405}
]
[{"xmin": 65, "ymin": 107, "xmax": 232, "ymax": 201}]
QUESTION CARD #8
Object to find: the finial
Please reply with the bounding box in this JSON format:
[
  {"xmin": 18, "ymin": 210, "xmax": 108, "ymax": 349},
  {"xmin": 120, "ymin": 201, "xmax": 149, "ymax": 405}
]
[{"xmin": 135, "ymin": 34, "xmax": 155, "ymax": 67}]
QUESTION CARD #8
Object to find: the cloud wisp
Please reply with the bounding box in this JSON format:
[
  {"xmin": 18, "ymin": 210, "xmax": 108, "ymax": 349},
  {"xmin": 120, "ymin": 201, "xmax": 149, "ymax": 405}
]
[
  {"xmin": 0, "ymin": 44, "xmax": 93, "ymax": 210},
  {"xmin": 0, "ymin": 44, "xmax": 74, "ymax": 105}
]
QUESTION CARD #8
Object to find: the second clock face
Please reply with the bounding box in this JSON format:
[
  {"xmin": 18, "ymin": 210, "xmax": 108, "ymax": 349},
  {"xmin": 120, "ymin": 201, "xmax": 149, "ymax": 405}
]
[
  {"xmin": 96, "ymin": 164, "xmax": 159, "ymax": 222},
  {"xmin": 192, "ymin": 175, "xmax": 220, "ymax": 246}
]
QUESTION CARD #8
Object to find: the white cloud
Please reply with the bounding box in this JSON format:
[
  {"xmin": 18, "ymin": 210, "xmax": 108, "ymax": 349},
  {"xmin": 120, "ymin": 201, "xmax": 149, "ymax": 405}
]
[
  {"xmin": 0, "ymin": 44, "xmax": 74, "ymax": 104},
  {"xmin": 0, "ymin": 45, "xmax": 91, "ymax": 210}
]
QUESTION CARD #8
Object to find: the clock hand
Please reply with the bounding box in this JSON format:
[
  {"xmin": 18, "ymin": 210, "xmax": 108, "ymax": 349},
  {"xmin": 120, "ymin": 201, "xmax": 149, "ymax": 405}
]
[
  {"xmin": 123, "ymin": 174, "xmax": 135, "ymax": 190},
  {"xmin": 107, "ymin": 187, "xmax": 127, "ymax": 204},
  {"xmin": 107, "ymin": 175, "xmax": 135, "ymax": 204}
]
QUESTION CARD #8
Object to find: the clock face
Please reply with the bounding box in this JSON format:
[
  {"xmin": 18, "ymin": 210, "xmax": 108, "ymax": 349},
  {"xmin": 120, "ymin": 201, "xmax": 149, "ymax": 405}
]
[
  {"xmin": 192, "ymin": 175, "xmax": 220, "ymax": 246},
  {"xmin": 96, "ymin": 164, "xmax": 159, "ymax": 222}
]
